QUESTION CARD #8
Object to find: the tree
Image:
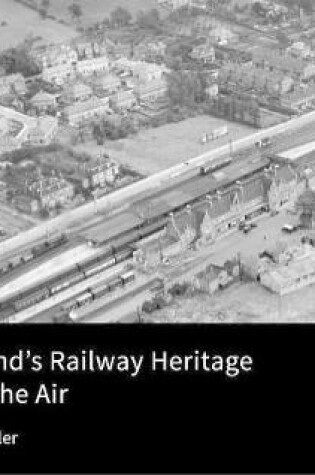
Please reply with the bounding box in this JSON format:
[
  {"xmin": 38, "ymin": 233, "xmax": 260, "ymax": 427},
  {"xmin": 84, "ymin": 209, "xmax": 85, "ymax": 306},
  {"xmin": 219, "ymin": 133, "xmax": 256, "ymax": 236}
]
[
  {"xmin": 167, "ymin": 70, "xmax": 207, "ymax": 109},
  {"xmin": 68, "ymin": 2, "xmax": 83, "ymax": 22},
  {"xmin": 110, "ymin": 7, "xmax": 132, "ymax": 27},
  {"xmin": 42, "ymin": 0, "xmax": 50, "ymax": 7},
  {"xmin": 0, "ymin": 44, "xmax": 40, "ymax": 77},
  {"xmin": 39, "ymin": 8, "xmax": 48, "ymax": 19},
  {"xmin": 137, "ymin": 8, "xmax": 160, "ymax": 29}
]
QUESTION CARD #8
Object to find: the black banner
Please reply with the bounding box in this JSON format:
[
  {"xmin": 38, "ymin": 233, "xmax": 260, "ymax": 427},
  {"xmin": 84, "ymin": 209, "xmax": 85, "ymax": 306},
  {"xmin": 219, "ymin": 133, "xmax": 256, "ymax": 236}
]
[{"xmin": 0, "ymin": 324, "xmax": 314, "ymax": 474}]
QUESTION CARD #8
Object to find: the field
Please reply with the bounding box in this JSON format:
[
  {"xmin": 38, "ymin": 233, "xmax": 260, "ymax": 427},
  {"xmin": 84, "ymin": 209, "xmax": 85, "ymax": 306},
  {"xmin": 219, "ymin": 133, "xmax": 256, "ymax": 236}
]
[
  {"xmin": 0, "ymin": 0, "xmax": 77, "ymax": 50},
  {"xmin": 0, "ymin": 202, "xmax": 38, "ymax": 239},
  {"xmin": 47, "ymin": 0, "xmax": 159, "ymax": 26},
  {"xmin": 99, "ymin": 116, "xmax": 255, "ymax": 175}
]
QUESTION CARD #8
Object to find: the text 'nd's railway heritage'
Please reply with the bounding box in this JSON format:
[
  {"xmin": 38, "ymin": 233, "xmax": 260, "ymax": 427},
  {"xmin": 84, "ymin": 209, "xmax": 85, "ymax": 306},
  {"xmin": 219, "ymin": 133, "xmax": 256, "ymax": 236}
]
[
  {"xmin": 0, "ymin": 347, "xmax": 253, "ymax": 406},
  {"xmin": 1, "ymin": 0, "xmax": 315, "ymax": 324}
]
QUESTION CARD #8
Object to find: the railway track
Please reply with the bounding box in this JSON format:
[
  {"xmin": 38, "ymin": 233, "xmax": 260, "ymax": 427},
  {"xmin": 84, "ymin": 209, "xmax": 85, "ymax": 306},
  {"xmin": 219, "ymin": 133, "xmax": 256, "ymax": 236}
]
[{"xmin": 0, "ymin": 246, "xmax": 133, "ymax": 322}]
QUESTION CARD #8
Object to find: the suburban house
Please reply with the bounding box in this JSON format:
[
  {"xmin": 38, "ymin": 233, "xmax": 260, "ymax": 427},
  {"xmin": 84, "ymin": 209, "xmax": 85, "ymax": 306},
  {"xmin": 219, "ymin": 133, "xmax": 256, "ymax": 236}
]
[
  {"xmin": 109, "ymin": 90, "xmax": 137, "ymax": 111},
  {"xmin": 94, "ymin": 74, "xmax": 122, "ymax": 94},
  {"xmin": 62, "ymin": 82, "xmax": 93, "ymax": 103},
  {"xmin": 220, "ymin": 62, "xmax": 294, "ymax": 96},
  {"xmin": 32, "ymin": 44, "xmax": 78, "ymax": 69},
  {"xmin": 27, "ymin": 175, "xmax": 75, "ymax": 209},
  {"xmin": 280, "ymin": 85, "xmax": 315, "ymax": 112},
  {"xmin": 42, "ymin": 63, "xmax": 75, "ymax": 85},
  {"xmin": 251, "ymin": 48, "xmax": 315, "ymax": 80},
  {"xmin": 64, "ymin": 96, "xmax": 109, "ymax": 126},
  {"xmin": 30, "ymin": 90, "xmax": 58, "ymax": 111},
  {"xmin": 189, "ymin": 42, "xmax": 216, "ymax": 64},
  {"xmin": 76, "ymin": 56, "xmax": 109, "ymax": 76}
]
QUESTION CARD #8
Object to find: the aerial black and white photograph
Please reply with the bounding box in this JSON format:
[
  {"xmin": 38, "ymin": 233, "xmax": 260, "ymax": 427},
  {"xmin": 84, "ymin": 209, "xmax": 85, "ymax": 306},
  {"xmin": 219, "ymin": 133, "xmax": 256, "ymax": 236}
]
[{"xmin": 0, "ymin": 0, "xmax": 315, "ymax": 324}]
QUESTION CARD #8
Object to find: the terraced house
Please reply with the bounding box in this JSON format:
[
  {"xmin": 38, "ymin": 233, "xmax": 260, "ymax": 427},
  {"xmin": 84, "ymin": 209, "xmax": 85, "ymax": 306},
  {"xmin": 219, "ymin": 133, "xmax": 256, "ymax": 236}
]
[{"xmin": 64, "ymin": 96, "xmax": 109, "ymax": 126}]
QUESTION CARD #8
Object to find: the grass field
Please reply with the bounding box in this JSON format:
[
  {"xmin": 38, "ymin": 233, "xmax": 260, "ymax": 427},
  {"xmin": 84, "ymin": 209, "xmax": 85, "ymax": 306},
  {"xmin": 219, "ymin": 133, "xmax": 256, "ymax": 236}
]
[
  {"xmin": 0, "ymin": 0, "xmax": 77, "ymax": 50},
  {"xmin": 47, "ymin": 0, "xmax": 159, "ymax": 26},
  {"xmin": 103, "ymin": 116, "xmax": 255, "ymax": 175}
]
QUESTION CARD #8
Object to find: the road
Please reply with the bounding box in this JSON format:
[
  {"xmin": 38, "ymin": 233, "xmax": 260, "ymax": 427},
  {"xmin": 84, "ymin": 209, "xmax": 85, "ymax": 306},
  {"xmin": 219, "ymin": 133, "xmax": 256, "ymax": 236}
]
[{"xmin": 2, "ymin": 109, "xmax": 315, "ymax": 257}]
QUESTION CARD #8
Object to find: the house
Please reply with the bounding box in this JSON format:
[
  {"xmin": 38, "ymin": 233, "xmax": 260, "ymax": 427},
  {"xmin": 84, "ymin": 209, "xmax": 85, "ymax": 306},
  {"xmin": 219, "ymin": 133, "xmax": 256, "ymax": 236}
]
[
  {"xmin": 280, "ymin": 85, "xmax": 315, "ymax": 112},
  {"xmin": 110, "ymin": 90, "xmax": 137, "ymax": 111},
  {"xmin": 76, "ymin": 56, "xmax": 109, "ymax": 76},
  {"xmin": 73, "ymin": 159, "xmax": 120, "ymax": 189},
  {"xmin": 133, "ymin": 41, "xmax": 167, "ymax": 62},
  {"xmin": 27, "ymin": 175, "xmax": 75, "ymax": 210},
  {"xmin": 260, "ymin": 246, "xmax": 315, "ymax": 296},
  {"xmin": 251, "ymin": 48, "xmax": 315, "ymax": 80},
  {"xmin": 12, "ymin": 194, "xmax": 39, "ymax": 214},
  {"xmin": 73, "ymin": 40, "xmax": 94, "ymax": 60},
  {"xmin": 30, "ymin": 90, "xmax": 57, "ymax": 111},
  {"xmin": 189, "ymin": 42, "xmax": 216, "ymax": 64},
  {"xmin": 64, "ymin": 96, "xmax": 109, "ymax": 126},
  {"xmin": 132, "ymin": 77, "xmax": 168, "ymax": 102},
  {"xmin": 32, "ymin": 44, "xmax": 78, "ymax": 69},
  {"xmin": 287, "ymin": 42, "xmax": 313, "ymax": 60},
  {"xmin": 220, "ymin": 62, "xmax": 294, "ymax": 96},
  {"xmin": 132, "ymin": 62, "xmax": 166, "ymax": 82},
  {"xmin": 63, "ymin": 82, "xmax": 93, "ymax": 103},
  {"xmin": 94, "ymin": 74, "xmax": 122, "ymax": 94},
  {"xmin": 209, "ymin": 26, "xmax": 238, "ymax": 45},
  {"xmin": 0, "ymin": 74, "xmax": 27, "ymax": 97},
  {"xmin": 42, "ymin": 63, "xmax": 75, "ymax": 85},
  {"xmin": 193, "ymin": 261, "xmax": 237, "ymax": 294},
  {"xmin": 27, "ymin": 117, "xmax": 58, "ymax": 146}
]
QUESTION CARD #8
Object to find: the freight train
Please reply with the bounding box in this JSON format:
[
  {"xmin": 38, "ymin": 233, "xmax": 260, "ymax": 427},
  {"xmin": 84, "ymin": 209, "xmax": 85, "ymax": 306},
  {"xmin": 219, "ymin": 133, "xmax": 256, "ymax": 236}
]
[
  {"xmin": 0, "ymin": 247, "xmax": 133, "ymax": 320},
  {"xmin": 0, "ymin": 234, "xmax": 68, "ymax": 278}
]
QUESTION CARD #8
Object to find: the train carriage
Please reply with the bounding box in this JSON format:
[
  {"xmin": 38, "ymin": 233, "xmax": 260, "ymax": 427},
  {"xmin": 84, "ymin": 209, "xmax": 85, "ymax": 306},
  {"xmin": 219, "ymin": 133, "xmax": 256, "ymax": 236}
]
[
  {"xmin": 61, "ymin": 298, "xmax": 78, "ymax": 313},
  {"xmin": 49, "ymin": 270, "xmax": 84, "ymax": 295},
  {"xmin": 84, "ymin": 257, "xmax": 116, "ymax": 278},
  {"xmin": 92, "ymin": 282, "xmax": 110, "ymax": 299},
  {"xmin": 115, "ymin": 248, "xmax": 133, "ymax": 263},
  {"xmin": 14, "ymin": 287, "xmax": 50, "ymax": 312},
  {"xmin": 76, "ymin": 291, "xmax": 93, "ymax": 307},
  {"xmin": 121, "ymin": 271, "xmax": 135, "ymax": 285},
  {"xmin": 107, "ymin": 277, "xmax": 123, "ymax": 292}
]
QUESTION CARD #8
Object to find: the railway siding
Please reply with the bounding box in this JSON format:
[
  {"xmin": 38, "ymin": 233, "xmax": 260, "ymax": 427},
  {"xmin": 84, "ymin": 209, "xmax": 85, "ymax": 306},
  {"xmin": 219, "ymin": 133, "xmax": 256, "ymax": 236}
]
[{"xmin": 10, "ymin": 262, "xmax": 129, "ymax": 323}]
